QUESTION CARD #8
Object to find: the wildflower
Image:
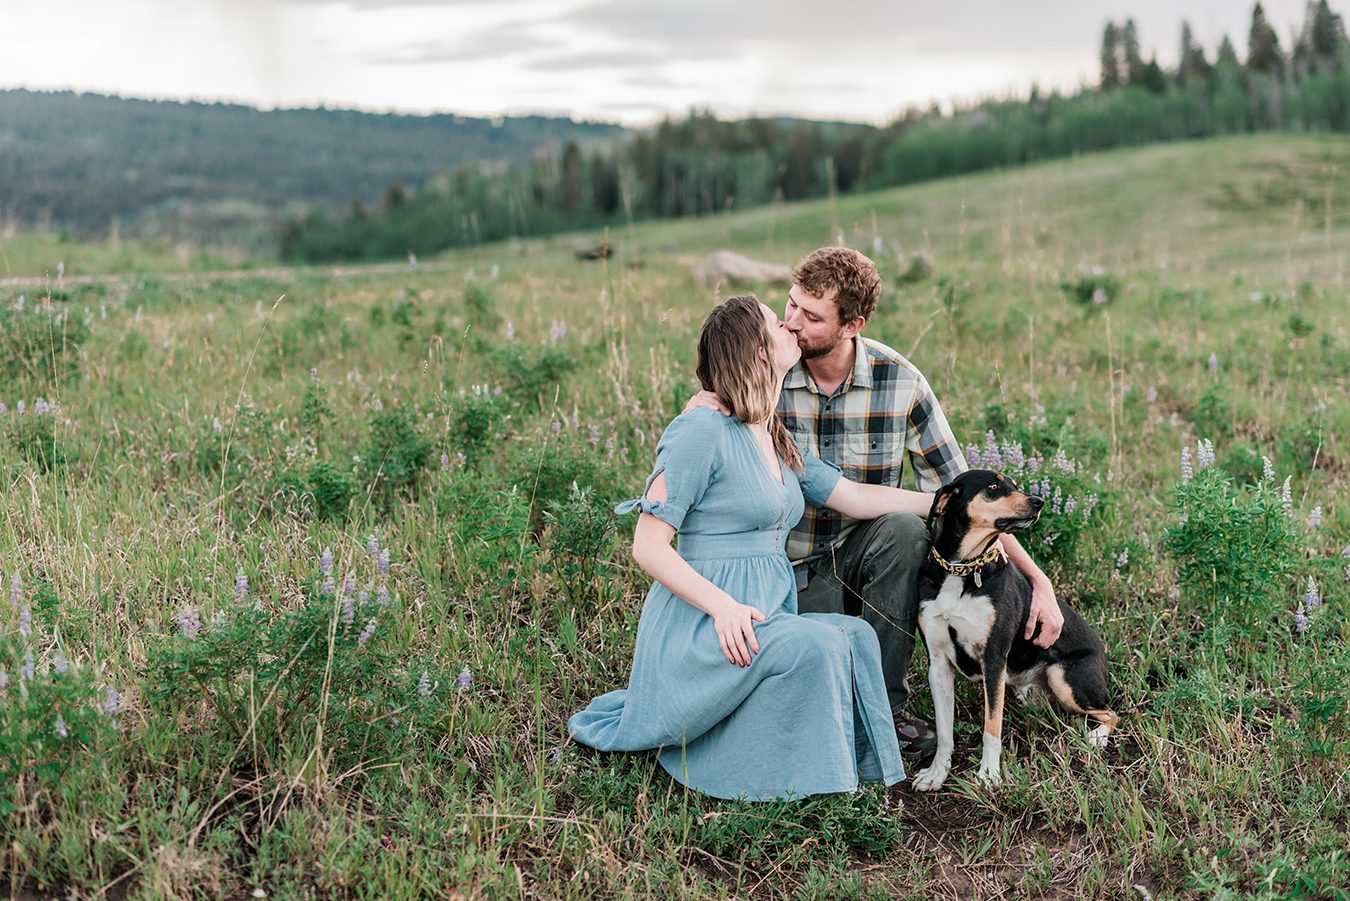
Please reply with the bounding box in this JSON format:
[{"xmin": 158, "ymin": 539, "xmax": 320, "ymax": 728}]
[
  {"xmin": 378, "ymin": 549, "xmax": 389, "ymax": 574},
  {"xmin": 235, "ymin": 569, "xmax": 249, "ymax": 603},
  {"xmin": 175, "ymin": 605, "xmax": 202, "ymax": 639},
  {"xmin": 1084, "ymin": 493, "xmax": 1099, "ymax": 516},
  {"xmin": 344, "ymin": 573, "xmax": 356, "ymax": 597},
  {"xmin": 102, "ymin": 686, "xmax": 120, "ymax": 715},
  {"xmin": 54, "ymin": 715, "xmax": 68, "ymax": 739},
  {"xmin": 18, "ymin": 605, "xmax": 31, "ymax": 637},
  {"xmin": 320, "ymin": 547, "xmax": 333, "ymax": 575},
  {"xmin": 1207, "ymin": 352, "xmax": 1219, "ymax": 372},
  {"xmin": 456, "ymin": 452, "xmax": 467, "ymax": 466},
  {"xmin": 549, "ymin": 320, "xmax": 567, "ymax": 343},
  {"xmin": 458, "ymin": 666, "xmax": 473, "ymax": 691},
  {"xmin": 504, "ymin": 323, "xmax": 515, "ymax": 342},
  {"xmin": 1116, "ymin": 550, "xmax": 1129, "ymax": 570},
  {"xmin": 966, "ymin": 446, "xmax": 982, "ymax": 468},
  {"xmin": 1063, "ymin": 495, "xmax": 1078, "ymax": 515},
  {"xmin": 359, "ymin": 583, "xmax": 371, "ymax": 605},
  {"xmin": 211, "ymin": 610, "xmax": 227, "ymax": 627},
  {"xmin": 1344, "ymin": 562, "xmax": 1350, "ymax": 584},
  {"xmin": 52, "ymin": 650, "xmax": 68, "ymax": 675},
  {"xmin": 551, "ymin": 420, "xmax": 561, "ymax": 434},
  {"xmin": 375, "ymin": 585, "xmax": 390, "ymax": 607},
  {"xmin": 1306, "ymin": 577, "xmax": 1321, "ymax": 609},
  {"xmin": 417, "ymin": 672, "xmax": 433, "ymax": 698},
  {"xmin": 1181, "ymin": 446, "xmax": 1193, "ymax": 481},
  {"xmin": 368, "ymin": 533, "xmax": 380, "ymax": 558},
  {"xmin": 20, "ymin": 650, "xmax": 35, "ymax": 681},
  {"xmin": 16, "ymin": 400, "xmax": 24, "ymax": 414},
  {"xmin": 548, "ymin": 746, "xmax": 563, "ymax": 764},
  {"xmin": 1342, "ymin": 544, "xmax": 1350, "ymax": 559},
  {"xmin": 589, "ymin": 425, "xmax": 601, "ymax": 446},
  {"xmin": 1051, "ymin": 449, "xmax": 1074, "ymax": 473},
  {"xmin": 1051, "ymin": 487, "xmax": 1063, "ymax": 515},
  {"xmin": 440, "ymin": 452, "xmax": 450, "ymax": 469},
  {"xmin": 1196, "ymin": 439, "xmax": 1215, "ymax": 469},
  {"xmin": 1146, "ymin": 386, "xmax": 1157, "ymax": 404},
  {"xmin": 357, "ymin": 619, "xmax": 376, "ymax": 644},
  {"xmin": 1281, "ymin": 477, "xmax": 1292, "ymax": 511},
  {"xmin": 1091, "ymin": 287, "xmax": 1108, "ymax": 304},
  {"xmin": 1308, "ymin": 506, "xmax": 1322, "ymax": 529},
  {"xmin": 982, "ymin": 431, "xmax": 1001, "ymax": 469},
  {"xmin": 33, "ymin": 397, "xmax": 48, "ymax": 414},
  {"xmin": 341, "ymin": 593, "xmax": 355, "ymax": 626},
  {"xmin": 9, "ymin": 573, "xmax": 21, "ymax": 606},
  {"xmin": 1262, "ymin": 456, "xmax": 1275, "ymax": 482},
  {"xmin": 0, "ymin": 667, "xmax": 7, "ymax": 689},
  {"xmin": 1294, "ymin": 603, "xmax": 1309, "ymax": 634}
]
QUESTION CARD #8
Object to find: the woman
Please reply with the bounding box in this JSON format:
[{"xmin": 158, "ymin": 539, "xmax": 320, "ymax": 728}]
[{"xmin": 568, "ymin": 295, "xmax": 934, "ymax": 801}]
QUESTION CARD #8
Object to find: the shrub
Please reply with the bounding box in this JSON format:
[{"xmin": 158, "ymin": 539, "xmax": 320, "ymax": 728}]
[
  {"xmin": 541, "ymin": 484, "xmax": 620, "ymax": 609},
  {"xmin": 1163, "ymin": 440, "xmax": 1302, "ymax": 630},
  {"xmin": 447, "ymin": 387, "xmax": 510, "ymax": 472},
  {"xmin": 5, "ymin": 403, "xmax": 66, "ymax": 470},
  {"xmin": 363, "ymin": 403, "xmax": 432, "ymax": 499},
  {"xmin": 1060, "ymin": 267, "xmax": 1121, "ymax": 307},
  {"xmin": 488, "ymin": 344, "xmax": 578, "ymax": 413}
]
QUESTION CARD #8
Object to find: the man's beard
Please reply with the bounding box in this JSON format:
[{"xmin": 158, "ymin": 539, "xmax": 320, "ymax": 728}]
[{"xmin": 797, "ymin": 332, "xmax": 844, "ymax": 361}]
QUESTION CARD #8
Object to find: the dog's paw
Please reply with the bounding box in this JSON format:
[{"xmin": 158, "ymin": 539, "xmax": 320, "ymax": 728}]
[
  {"xmin": 976, "ymin": 762, "xmax": 1002, "ymax": 786},
  {"xmin": 1088, "ymin": 724, "xmax": 1110, "ymax": 750},
  {"xmin": 911, "ymin": 764, "xmax": 949, "ymax": 792}
]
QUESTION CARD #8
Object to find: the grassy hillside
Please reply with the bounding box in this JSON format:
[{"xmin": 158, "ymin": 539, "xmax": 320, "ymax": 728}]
[
  {"xmin": 0, "ymin": 89, "xmax": 624, "ymax": 249},
  {"xmin": 1, "ymin": 133, "xmax": 1347, "ymax": 898}
]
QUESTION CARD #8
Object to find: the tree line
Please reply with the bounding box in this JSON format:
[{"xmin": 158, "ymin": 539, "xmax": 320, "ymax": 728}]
[{"xmin": 282, "ymin": 1, "xmax": 1350, "ymax": 263}]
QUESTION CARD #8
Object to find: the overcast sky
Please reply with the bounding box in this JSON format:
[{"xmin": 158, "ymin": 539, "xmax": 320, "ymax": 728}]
[{"xmin": 2, "ymin": 0, "xmax": 1314, "ymax": 124}]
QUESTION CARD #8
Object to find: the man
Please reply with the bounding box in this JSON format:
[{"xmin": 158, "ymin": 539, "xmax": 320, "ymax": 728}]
[
  {"xmin": 778, "ymin": 246, "xmax": 1063, "ymax": 754},
  {"xmin": 695, "ymin": 246, "xmax": 1063, "ymax": 754}
]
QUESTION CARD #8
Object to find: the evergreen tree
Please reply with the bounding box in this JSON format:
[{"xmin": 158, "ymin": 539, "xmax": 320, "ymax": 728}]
[
  {"xmin": 1100, "ymin": 22, "xmax": 1122, "ymax": 89},
  {"xmin": 1217, "ymin": 34, "xmax": 1242, "ymax": 68},
  {"xmin": 1179, "ymin": 20, "xmax": 1212, "ymax": 84},
  {"xmin": 1248, "ymin": 3, "xmax": 1285, "ymax": 73},
  {"xmin": 1139, "ymin": 55, "xmax": 1170, "ymax": 94},
  {"xmin": 1311, "ymin": 0, "xmax": 1348, "ymax": 69},
  {"xmin": 1122, "ymin": 19, "xmax": 1145, "ymax": 84}
]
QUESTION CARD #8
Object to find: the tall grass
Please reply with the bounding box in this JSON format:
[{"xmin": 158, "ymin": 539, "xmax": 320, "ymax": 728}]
[{"xmin": 1, "ymin": 134, "xmax": 1347, "ymax": 898}]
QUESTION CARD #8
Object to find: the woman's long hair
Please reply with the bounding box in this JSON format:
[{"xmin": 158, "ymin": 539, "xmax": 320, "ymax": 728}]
[{"xmin": 696, "ymin": 295, "xmax": 804, "ymax": 474}]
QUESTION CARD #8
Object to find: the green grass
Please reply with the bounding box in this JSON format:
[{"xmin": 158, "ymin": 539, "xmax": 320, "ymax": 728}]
[{"xmin": 2, "ymin": 132, "xmax": 1348, "ymax": 899}]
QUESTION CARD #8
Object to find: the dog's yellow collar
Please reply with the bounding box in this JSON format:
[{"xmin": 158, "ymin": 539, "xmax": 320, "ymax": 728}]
[{"xmin": 929, "ymin": 543, "xmax": 1005, "ymax": 580}]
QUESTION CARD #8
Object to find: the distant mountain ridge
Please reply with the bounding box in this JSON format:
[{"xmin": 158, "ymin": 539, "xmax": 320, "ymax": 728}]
[{"xmin": 0, "ymin": 89, "xmax": 627, "ymax": 247}]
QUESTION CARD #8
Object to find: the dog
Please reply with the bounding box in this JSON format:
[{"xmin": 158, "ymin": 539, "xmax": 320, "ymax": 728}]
[{"xmin": 911, "ymin": 469, "xmax": 1117, "ymax": 791}]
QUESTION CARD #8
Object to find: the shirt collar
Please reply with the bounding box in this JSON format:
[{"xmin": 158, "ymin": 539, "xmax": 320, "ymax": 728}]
[{"xmin": 782, "ymin": 336, "xmax": 872, "ymax": 395}]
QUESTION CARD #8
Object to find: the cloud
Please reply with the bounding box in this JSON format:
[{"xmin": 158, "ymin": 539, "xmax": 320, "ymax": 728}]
[
  {"xmin": 523, "ymin": 50, "xmax": 664, "ymax": 72},
  {"xmin": 367, "ymin": 22, "xmax": 555, "ymax": 64}
]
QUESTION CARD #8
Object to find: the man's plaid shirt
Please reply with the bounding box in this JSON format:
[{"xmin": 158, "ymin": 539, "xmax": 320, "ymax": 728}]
[{"xmin": 778, "ymin": 336, "xmax": 968, "ymax": 566}]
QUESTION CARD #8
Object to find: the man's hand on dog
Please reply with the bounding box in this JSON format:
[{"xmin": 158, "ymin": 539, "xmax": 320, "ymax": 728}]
[{"xmin": 1025, "ymin": 577, "xmax": 1064, "ymax": 647}]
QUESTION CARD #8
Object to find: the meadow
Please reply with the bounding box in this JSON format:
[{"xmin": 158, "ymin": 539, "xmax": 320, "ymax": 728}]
[{"xmin": 1, "ymin": 132, "xmax": 1348, "ymax": 899}]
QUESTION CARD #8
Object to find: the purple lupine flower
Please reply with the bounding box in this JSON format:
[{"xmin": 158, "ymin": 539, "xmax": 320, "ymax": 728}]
[
  {"xmin": 550, "ymin": 320, "xmax": 567, "ymax": 343},
  {"xmin": 1294, "ymin": 603, "xmax": 1309, "ymax": 634},
  {"xmin": 550, "ymin": 420, "xmax": 561, "ymax": 434},
  {"xmin": 18, "ymin": 605, "xmax": 31, "ymax": 637},
  {"xmin": 1207, "ymin": 353, "xmax": 1218, "ymax": 372},
  {"xmin": 1344, "ymin": 562, "xmax": 1350, "ymax": 584},
  {"xmin": 1308, "ymin": 506, "xmax": 1322, "ymax": 529},
  {"xmin": 54, "ymin": 715, "xmax": 68, "ymax": 739},
  {"xmin": 589, "ymin": 425, "xmax": 601, "ymax": 446},
  {"xmin": 320, "ymin": 548, "xmax": 333, "ymax": 575},
  {"xmin": 15, "ymin": 400, "xmax": 24, "ymax": 414},
  {"xmin": 1051, "ymin": 487, "xmax": 1063, "ymax": 515},
  {"xmin": 175, "ymin": 605, "xmax": 202, "ymax": 639},
  {"xmin": 440, "ymin": 452, "xmax": 450, "ymax": 469},
  {"xmin": 458, "ymin": 666, "xmax": 472, "ymax": 691},
  {"xmin": 1196, "ymin": 439, "xmax": 1215, "ymax": 470},
  {"xmin": 1003, "ymin": 442, "xmax": 1025, "ymax": 469},
  {"xmin": 10, "ymin": 573, "xmax": 22, "ymax": 607},
  {"xmin": 343, "ymin": 573, "xmax": 356, "ymax": 597},
  {"xmin": 33, "ymin": 397, "xmax": 49, "ymax": 414},
  {"xmin": 19, "ymin": 650, "xmax": 35, "ymax": 681},
  {"xmin": 456, "ymin": 451, "xmax": 467, "ymax": 466},
  {"xmin": 52, "ymin": 650, "xmax": 68, "ymax": 675},
  {"xmin": 1262, "ymin": 456, "xmax": 1276, "ymax": 482},
  {"xmin": 548, "ymin": 746, "xmax": 563, "ymax": 764},
  {"xmin": 357, "ymin": 619, "xmax": 376, "ymax": 644},
  {"xmin": 341, "ymin": 593, "xmax": 355, "ymax": 626},
  {"xmin": 1181, "ymin": 446, "xmax": 1194, "ymax": 481},
  {"xmin": 417, "ymin": 672, "xmax": 432, "ymax": 698},
  {"xmin": 1281, "ymin": 477, "xmax": 1292, "ymax": 511},
  {"xmin": 375, "ymin": 585, "xmax": 390, "ymax": 607},
  {"xmin": 1063, "ymin": 495, "xmax": 1077, "ymax": 516},
  {"xmin": 378, "ymin": 549, "xmax": 389, "ymax": 574},
  {"xmin": 1091, "ymin": 287, "xmax": 1108, "ymax": 304},
  {"xmin": 982, "ymin": 431, "xmax": 1001, "ymax": 469},
  {"xmin": 358, "ymin": 583, "xmax": 371, "ymax": 606},
  {"xmin": 1306, "ymin": 577, "xmax": 1321, "ymax": 609},
  {"xmin": 1052, "ymin": 450, "xmax": 1073, "ymax": 473},
  {"xmin": 966, "ymin": 446, "xmax": 982, "ymax": 468},
  {"xmin": 235, "ymin": 569, "xmax": 249, "ymax": 603},
  {"xmin": 368, "ymin": 534, "xmax": 380, "ymax": 558},
  {"xmin": 1342, "ymin": 544, "xmax": 1350, "ymax": 558},
  {"xmin": 1146, "ymin": 386, "xmax": 1157, "ymax": 404},
  {"xmin": 102, "ymin": 686, "xmax": 120, "ymax": 715}
]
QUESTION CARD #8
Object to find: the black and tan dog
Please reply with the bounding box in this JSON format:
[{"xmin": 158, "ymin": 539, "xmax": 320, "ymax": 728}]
[{"xmin": 911, "ymin": 469, "xmax": 1117, "ymax": 791}]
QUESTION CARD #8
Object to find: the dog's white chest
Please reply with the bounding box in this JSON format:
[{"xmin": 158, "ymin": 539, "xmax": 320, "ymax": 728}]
[{"xmin": 920, "ymin": 576, "xmax": 996, "ymax": 673}]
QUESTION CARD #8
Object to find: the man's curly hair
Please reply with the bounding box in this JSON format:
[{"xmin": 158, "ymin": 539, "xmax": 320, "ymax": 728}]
[{"xmin": 791, "ymin": 247, "xmax": 881, "ymax": 325}]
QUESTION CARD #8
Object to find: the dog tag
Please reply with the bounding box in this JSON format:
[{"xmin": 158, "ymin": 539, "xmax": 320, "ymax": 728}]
[{"xmin": 974, "ymin": 571, "xmax": 982, "ymax": 588}]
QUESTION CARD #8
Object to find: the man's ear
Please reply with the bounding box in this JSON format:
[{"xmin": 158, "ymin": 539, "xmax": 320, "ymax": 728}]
[{"xmin": 840, "ymin": 316, "xmax": 866, "ymax": 340}]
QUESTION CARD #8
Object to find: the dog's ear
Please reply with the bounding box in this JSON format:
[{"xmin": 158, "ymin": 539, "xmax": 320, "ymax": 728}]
[{"xmin": 927, "ymin": 483, "xmax": 961, "ymax": 530}]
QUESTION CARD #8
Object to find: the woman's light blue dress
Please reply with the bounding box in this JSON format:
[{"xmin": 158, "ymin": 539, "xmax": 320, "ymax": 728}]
[{"xmin": 568, "ymin": 408, "xmax": 905, "ymax": 801}]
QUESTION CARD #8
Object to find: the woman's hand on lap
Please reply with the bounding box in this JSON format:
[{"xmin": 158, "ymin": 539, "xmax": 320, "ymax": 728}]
[{"xmin": 712, "ymin": 599, "xmax": 765, "ymax": 666}]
